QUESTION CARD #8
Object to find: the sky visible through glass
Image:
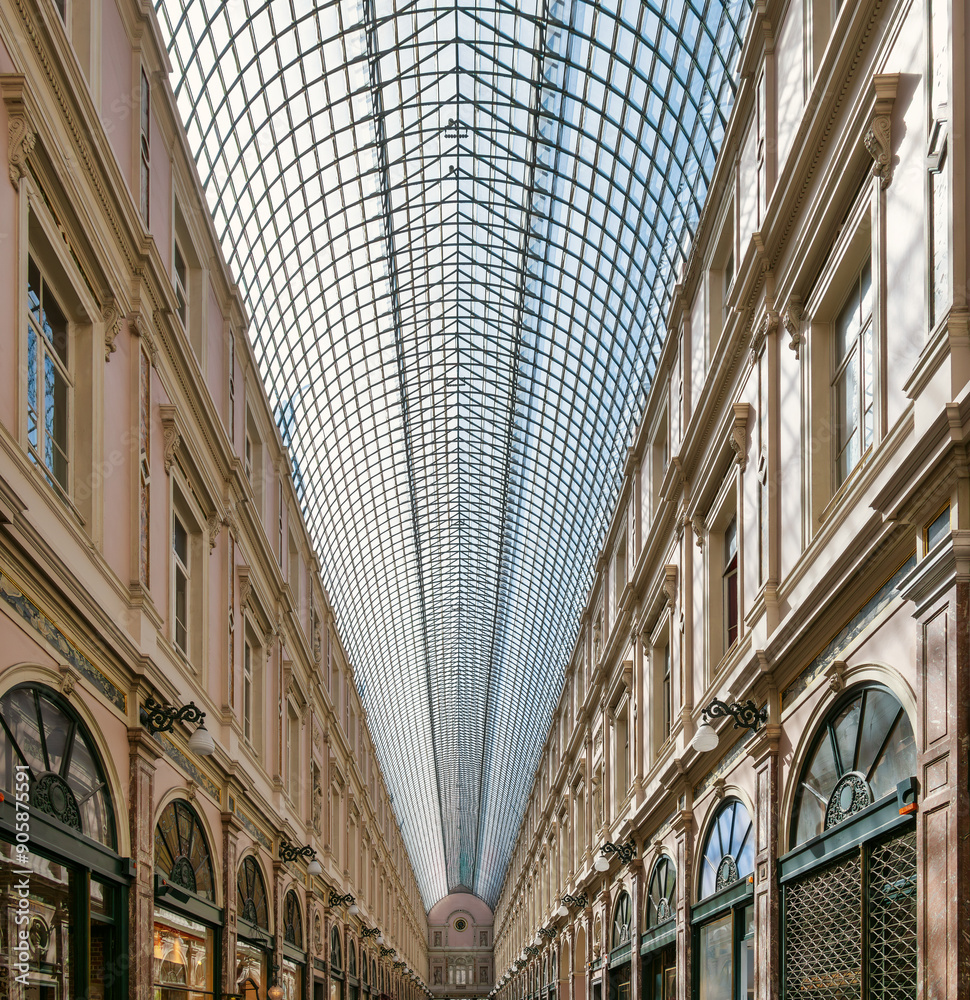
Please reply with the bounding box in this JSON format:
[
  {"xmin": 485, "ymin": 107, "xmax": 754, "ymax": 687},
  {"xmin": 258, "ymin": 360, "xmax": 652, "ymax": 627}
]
[{"xmin": 156, "ymin": 0, "xmax": 751, "ymax": 909}]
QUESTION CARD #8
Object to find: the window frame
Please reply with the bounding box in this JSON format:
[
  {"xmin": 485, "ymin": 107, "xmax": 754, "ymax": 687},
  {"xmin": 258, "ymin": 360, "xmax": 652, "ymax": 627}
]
[{"xmin": 170, "ymin": 482, "xmax": 205, "ymax": 668}]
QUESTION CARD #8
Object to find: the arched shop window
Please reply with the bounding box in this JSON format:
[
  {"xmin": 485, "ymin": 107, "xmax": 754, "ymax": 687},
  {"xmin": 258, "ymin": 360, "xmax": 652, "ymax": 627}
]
[
  {"xmin": 611, "ymin": 891, "xmax": 632, "ymax": 947},
  {"xmin": 645, "ymin": 857, "xmax": 675, "ymax": 927},
  {"xmin": 236, "ymin": 857, "xmax": 272, "ymax": 1000},
  {"xmin": 155, "ymin": 799, "xmax": 215, "ymax": 898},
  {"xmin": 699, "ymin": 799, "xmax": 754, "ymax": 899},
  {"xmin": 349, "ymin": 941, "xmax": 360, "ymax": 1000},
  {"xmin": 282, "ymin": 891, "xmax": 307, "ymax": 1000},
  {"xmin": 782, "ymin": 686, "xmax": 917, "ymax": 1000},
  {"xmin": 153, "ymin": 800, "xmax": 220, "ymax": 1000},
  {"xmin": 331, "ymin": 925, "xmax": 345, "ymax": 1000},
  {"xmin": 0, "ymin": 683, "xmax": 126, "ymax": 1000},
  {"xmin": 693, "ymin": 799, "xmax": 755, "ymax": 1000},
  {"xmin": 642, "ymin": 857, "xmax": 676, "ymax": 1000},
  {"xmin": 284, "ymin": 890, "xmax": 304, "ymax": 946}
]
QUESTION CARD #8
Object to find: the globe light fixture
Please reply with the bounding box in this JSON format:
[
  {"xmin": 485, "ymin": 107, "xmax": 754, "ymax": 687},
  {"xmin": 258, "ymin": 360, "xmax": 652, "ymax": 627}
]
[
  {"xmin": 142, "ymin": 697, "xmax": 215, "ymax": 756},
  {"xmin": 690, "ymin": 699, "xmax": 767, "ymax": 753}
]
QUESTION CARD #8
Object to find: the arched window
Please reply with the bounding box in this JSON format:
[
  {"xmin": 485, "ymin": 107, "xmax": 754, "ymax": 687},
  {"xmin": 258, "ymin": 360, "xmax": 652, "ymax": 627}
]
[
  {"xmin": 645, "ymin": 856, "xmax": 675, "ymax": 927},
  {"xmin": 349, "ymin": 941, "xmax": 358, "ymax": 977},
  {"xmin": 284, "ymin": 891, "xmax": 303, "ymax": 946},
  {"xmin": 611, "ymin": 891, "xmax": 632, "ymax": 947},
  {"xmin": 0, "ymin": 684, "xmax": 115, "ymax": 847},
  {"xmin": 790, "ymin": 685, "xmax": 916, "ymax": 847},
  {"xmin": 331, "ymin": 925, "xmax": 343, "ymax": 970},
  {"xmin": 154, "ymin": 800, "xmax": 215, "ymax": 899},
  {"xmin": 698, "ymin": 798, "xmax": 753, "ymax": 899},
  {"xmin": 237, "ymin": 856, "xmax": 269, "ymax": 928},
  {"xmin": 783, "ymin": 686, "xmax": 917, "ymax": 1000}
]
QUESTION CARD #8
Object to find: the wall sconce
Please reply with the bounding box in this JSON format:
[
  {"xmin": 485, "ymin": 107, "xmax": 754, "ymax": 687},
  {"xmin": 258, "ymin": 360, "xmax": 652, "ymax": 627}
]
[
  {"xmin": 594, "ymin": 840, "xmax": 635, "ymax": 871},
  {"xmin": 329, "ymin": 890, "xmax": 359, "ymax": 916},
  {"xmin": 362, "ymin": 927, "xmax": 381, "ymax": 939},
  {"xmin": 556, "ymin": 892, "xmax": 588, "ymax": 916},
  {"xmin": 142, "ymin": 697, "xmax": 214, "ymax": 755},
  {"xmin": 267, "ymin": 964, "xmax": 284, "ymax": 1000},
  {"xmin": 690, "ymin": 699, "xmax": 768, "ymax": 752},
  {"xmin": 279, "ymin": 840, "xmax": 323, "ymax": 876}
]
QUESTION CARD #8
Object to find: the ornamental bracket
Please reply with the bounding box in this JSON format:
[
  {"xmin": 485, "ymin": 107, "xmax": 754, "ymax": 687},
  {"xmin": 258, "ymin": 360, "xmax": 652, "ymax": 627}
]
[{"xmin": 863, "ymin": 74, "xmax": 901, "ymax": 189}]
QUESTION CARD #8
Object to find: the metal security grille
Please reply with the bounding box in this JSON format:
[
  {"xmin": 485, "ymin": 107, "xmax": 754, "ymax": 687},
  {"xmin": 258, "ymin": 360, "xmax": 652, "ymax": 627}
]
[
  {"xmin": 784, "ymin": 853, "xmax": 862, "ymax": 1000},
  {"xmin": 867, "ymin": 832, "xmax": 917, "ymax": 999}
]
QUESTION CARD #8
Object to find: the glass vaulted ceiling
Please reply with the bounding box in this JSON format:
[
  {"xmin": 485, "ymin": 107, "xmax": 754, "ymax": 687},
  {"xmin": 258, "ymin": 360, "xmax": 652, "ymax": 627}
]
[{"xmin": 157, "ymin": 0, "xmax": 751, "ymax": 908}]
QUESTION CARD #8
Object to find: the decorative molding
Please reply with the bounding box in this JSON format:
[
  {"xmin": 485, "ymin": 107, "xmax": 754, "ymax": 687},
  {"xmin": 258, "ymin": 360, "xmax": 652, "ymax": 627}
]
[
  {"xmin": 863, "ymin": 74, "xmax": 900, "ymax": 189},
  {"xmin": 662, "ymin": 565, "xmax": 678, "ymax": 610},
  {"xmin": 238, "ymin": 565, "xmax": 252, "ymax": 613},
  {"xmin": 783, "ymin": 296, "xmax": 803, "ymax": 357},
  {"xmin": 730, "ymin": 403, "xmax": 751, "ymax": 471},
  {"xmin": 825, "ymin": 659, "xmax": 847, "ymax": 693},
  {"xmin": 57, "ymin": 663, "xmax": 80, "ymax": 697},
  {"xmin": 159, "ymin": 405, "xmax": 182, "ymax": 475},
  {"xmin": 129, "ymin": 312, "xmax": 159, "ymax": 367},
  {"xmin": 0, "ymin": 572, "xmax": 126, "ymax": 711},
  {"xmin": 1, "ymin": 75, "xmax": 35, "ymax": 189},
  {"xmin": 102, "ymin": 298, "xmax": 122, "ymax": 360},
  {"xmin": 206, "ymin": 511, "xmax": 223, "ymax": 550}
]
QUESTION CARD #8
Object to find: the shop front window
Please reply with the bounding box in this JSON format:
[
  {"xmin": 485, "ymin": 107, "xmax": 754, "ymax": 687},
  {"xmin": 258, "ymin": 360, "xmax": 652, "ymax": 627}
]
[
  {"xmin": 237, "ymin": 939, "xmax": 267, "ymax": 1000},
  {"xmin": 154, "ymin": 907, "xmax": 216, "ymax": 1000},
  {"xmin": 782, "ymin": 686, "xmax": 917, "ymax": 1000},
  {"xmin": 0, "ymin": 684, "xmax": 125, "ymax": 1000}
]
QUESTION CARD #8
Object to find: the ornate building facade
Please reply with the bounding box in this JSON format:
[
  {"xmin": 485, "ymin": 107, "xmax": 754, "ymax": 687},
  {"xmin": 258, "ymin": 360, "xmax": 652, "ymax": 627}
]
[
  {"xmin": 492, "ymin": 4, "xmax": 968, "ymax": 1000},
  {"xmin": 0, "ymin": 0, "xmax": 429, "ymax": 994}
]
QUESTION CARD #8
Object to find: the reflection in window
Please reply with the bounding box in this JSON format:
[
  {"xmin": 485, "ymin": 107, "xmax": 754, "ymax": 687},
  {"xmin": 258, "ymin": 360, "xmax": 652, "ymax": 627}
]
[
  {"xmin": 833, "ymin": 259, "xmax": 873, "ymax": 486},
  {"xmin": 155, "ymin": 800, "xmax": 215, "ymax": 899},
  {"xmin": 154, "ymin": 907, "xmax": 216, "ymax": 1000},
  {"xmin": 699, "ymin": 799, "xmax": 753, "ymax": 900},
  {"xmin": 236, "ymin": 856, "xmax": 269, "ymax": 928},
  {"xmin": 645, "ymin": 856, "xmax": 675, "ymax": 927},
  {"xmin": 0, "ymin": 684, "xmax": 115, "ymax": 846},
  {"xmin": 612, "ymin": 891, "xmax": 632, "ymax": 947},
  {"xmin": 790, "ymin": 686, "xmax": 915, "ymax": 847},
  {"xmin": 27, "ymin": 255, "xmax": 71, "ymax": 498}
]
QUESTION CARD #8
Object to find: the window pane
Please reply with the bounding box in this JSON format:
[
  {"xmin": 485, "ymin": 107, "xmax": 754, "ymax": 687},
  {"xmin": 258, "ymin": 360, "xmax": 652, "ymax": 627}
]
[{"xmin": 698, "ymin": 913, "xmax": 733, "ymax": 1000}]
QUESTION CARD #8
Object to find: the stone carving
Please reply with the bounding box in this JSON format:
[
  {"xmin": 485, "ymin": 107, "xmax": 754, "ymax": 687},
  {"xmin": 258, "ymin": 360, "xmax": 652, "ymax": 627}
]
[
  {"xmin": 159, "ymin": 406, "xmax": 181, "ymax": 474},
  {"xmin": 103, "ymin": 298, "xmax": 122, "ymax": 360},
  {"xmin": 730, "ymin": 402, "xmax": 751, "ymax": 471},
  {"xmin": 784, "ymin": 296, "xmax": 803, "ymax": 358},
  {"xmin": 863, "ymin": 74, "xmax": 900, "ymax": 188},
  {"xmin": 2, "ymin": 76, "xmax": 35, "ymax": 188}
]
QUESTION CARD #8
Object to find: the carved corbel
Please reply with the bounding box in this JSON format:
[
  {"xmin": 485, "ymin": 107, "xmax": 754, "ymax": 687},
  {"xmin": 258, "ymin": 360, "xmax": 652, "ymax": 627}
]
[
  {"xmin": 1, "ymin": 76, "xmax": 36, "ymax": 189},
  {"xmin": 863, "ymin": 74, "xmax": 900, "ymax": 189},
  {"xmin": 129, "ymin": 312, "xmax": 159, "ymax": 367},
  {"xmin": 662, "ymin": 564, "xmax": 678, "ymax": 610},
  {"xmin": 158, "ymin": 405, "xmax": 182, "ymax": 475},
  {"xmin": 692, "ymin": 515, "xmax": 705, "ymax": 549},
  {"xmin": 98, "ymin": 298, "xmax": 122, "ymax": 360},
  {"xmin": 825, "ymin": 659, "xmax": 847, "ymax": 693},
  {"xmin": 206, "ymin": 510, "xmax": 223, "ymax": 550},
  {"xmin": 238, "ymin": 565, "xmax": 252, "ymax": 613},
  {"xmin": 58, "ymin": 662, "xmax": 80, "ymax": 697},
  {"xmin": 730, "ymin": 402, "xmax": 751, "ymax": 471},
  {"xmin": 712, "ymin": 777, "xmax": 726, "ymax": 801},
  {"xmin": 784, "ymin": 296, "xmax": 803, "ymax": 358}
]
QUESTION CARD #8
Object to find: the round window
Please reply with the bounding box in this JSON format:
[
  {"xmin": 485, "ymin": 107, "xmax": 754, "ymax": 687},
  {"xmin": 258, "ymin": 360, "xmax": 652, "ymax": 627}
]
[{"xmin": 454, "ymin": 918, "xmax": 468, "ymax": 932}]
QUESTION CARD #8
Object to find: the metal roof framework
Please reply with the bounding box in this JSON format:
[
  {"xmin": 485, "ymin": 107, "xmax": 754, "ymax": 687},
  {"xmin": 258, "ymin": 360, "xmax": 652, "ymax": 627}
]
[{"xmin": 156, "ymin": 0, "xmax": 751, "ymax": 909}]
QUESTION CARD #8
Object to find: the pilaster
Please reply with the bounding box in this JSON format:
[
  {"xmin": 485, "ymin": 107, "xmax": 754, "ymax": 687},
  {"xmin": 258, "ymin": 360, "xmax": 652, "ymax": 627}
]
[{"xmin": 128, "ymin": 728, "xmax": 161, "ymax": 1000}]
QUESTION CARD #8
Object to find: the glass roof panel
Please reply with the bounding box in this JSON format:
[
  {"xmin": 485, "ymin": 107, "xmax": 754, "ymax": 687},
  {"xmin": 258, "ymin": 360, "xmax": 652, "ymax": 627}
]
[{"xmin": 157, "ymin": 0, "xmax": 751, "ymax": 908}]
